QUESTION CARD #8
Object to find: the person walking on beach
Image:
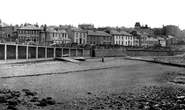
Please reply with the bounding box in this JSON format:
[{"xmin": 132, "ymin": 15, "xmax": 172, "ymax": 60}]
[{"xmin": 102, "ymin": 57, "xmax": 105, "ymax": 62}]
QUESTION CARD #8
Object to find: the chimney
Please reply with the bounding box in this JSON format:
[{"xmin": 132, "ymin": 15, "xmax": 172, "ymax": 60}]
[
  {"xmin": 93, "ymin": 28, "xmax": 96, "ymax": 32},
  {"xmin": 44, "ymin": 24, "xmax": 47, "ymax": 31}
]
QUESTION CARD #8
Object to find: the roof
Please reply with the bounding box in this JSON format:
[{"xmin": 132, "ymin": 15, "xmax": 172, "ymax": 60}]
[
  {"xmin": 47, "ymin": 38, "xmax": 71, "ymax": 41},
  {"xmin": 58, "ymin": 30, "xmax": 67, "ymax": 33},
  {"xmin": 46, "ymin": 27, "xmax": 57, "ymax": 33},
  {"xmin": 167, "ymin": 35, "xmax": 175, "ymax": 39},
  {"xmin": 71, "ymin": 28, "xmax": 86, "ymax": 32},
  {"xmin": 0, "ymin": 20, "xmax": 9, "ymax": 27},
  {"xmin": 146, "ymin": 37, "xmax": 158, "ymax": 41},
  {"xmin": 156, "ymin": 37, "xmax": 165, "ymax": 40},
  {"xmin": 18, "ymin": 25, "xmax": 41, "ymax": 30},
  {"xmin": 110, "ymin": 30, "xmax": 132, "ymax": 36},
  {"xmin": 0, "ymin": 22, "xmax": 9, "ymax": 27},
  {"xmin": 88, "ymin": 30, "xmax": 112, "ymax": 36},
  {"xmin": 142, "ymin": 32, "xmax": 149, "ymax": 35}
]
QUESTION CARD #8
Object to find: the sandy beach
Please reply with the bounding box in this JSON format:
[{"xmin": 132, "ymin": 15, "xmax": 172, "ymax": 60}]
[{"xmin": 0, "ymin": 57, "xmax": 185, "ymax": 109}]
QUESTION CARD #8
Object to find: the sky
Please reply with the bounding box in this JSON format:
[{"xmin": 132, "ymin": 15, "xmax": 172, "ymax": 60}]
[{"xmin": 1, "ymin": 0, "xmax": 185, "ymax": 29}]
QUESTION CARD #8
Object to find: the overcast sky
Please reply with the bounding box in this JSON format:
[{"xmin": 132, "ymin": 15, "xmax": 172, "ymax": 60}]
[{"xmin": 1, "ymin": 0, "xmax": 185, "ymax": 29}]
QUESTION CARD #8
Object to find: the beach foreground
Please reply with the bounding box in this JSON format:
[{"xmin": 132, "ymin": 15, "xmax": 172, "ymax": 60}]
[{"xmin": 0, "ymin": 58, "xmax": 185, "ymax": 109}]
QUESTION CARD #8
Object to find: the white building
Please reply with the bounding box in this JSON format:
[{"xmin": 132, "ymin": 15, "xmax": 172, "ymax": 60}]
[
  {"xmin": 67, "ymin": 28, "xmax": 87, "ymax": 44},
  {"xmin": 157, "ymin": 37, "xmax": 166, "ymax": 46},
  {"xmin": 110, "ymin": 30, "xmax": 133, "ymax": 46}
]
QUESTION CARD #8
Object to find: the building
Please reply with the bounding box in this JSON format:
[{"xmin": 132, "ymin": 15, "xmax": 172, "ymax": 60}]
[
  {"xmin": 78, "ymin": 24, "xmax": 94, "ymax": 30},
  {"xmin": 164, "ymin": 35, "xmax": 176, "ymax": 46},
  {"xmin": 145, "ymin": 37, "xmax": 158, "ymax": 47},
  {"xmin": 0, "ymin": 20, "xmax": 15, "ymax": 42},
  {"xmin": 134, "ymin": 22, "xmax": 154, "ymax": 36},
  {"xmin": 67, "ymin": 28, "xmax": 87, "ymax": 44},
  {"xmin": 41, "ymin": 26, "xmax": 70, "ymax": 45},
  {"xmin": 17, "ymin": 24, "xmax": 42, "ymax": 44},
  {"xmin": 163, "ymin": 25, "xmax": 180, "ymax": 37},
  {"xmin": 133, "ymin": 36, "xmax": 140, "ymax": 46},
  {"xmin": 134, "ymin": 22, "xmax": 141, "ymax": 29},
  {"xmin": 156, "ymin": 37, "xmax": 166, "ymax": 46},
  {"xmin": 87, "ymin": 30, "xmax": 113, "ymax": 45},
  {"xmin": 140, "ymin": 32, "xmax": 149, "ymax": 47},
  {"xmin": 109, "ymin": 30, "xmax": 133, "ymax": 46},
  {"xmin": 130, "ymin": 31, "xmax": 154, "ymax": 47}
]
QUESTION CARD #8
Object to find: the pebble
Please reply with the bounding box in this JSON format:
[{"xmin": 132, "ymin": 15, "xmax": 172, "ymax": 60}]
[
  {"xmin": 7, "ymin": 105, "xmax": 18, "ymax": 110},
  {"xmin": 2, "ymin": 86, "xmax": 185, "ymax": 109},
  {"xmin": 0, "ymin": 94, "xmax": 7, "ymax": 103},
  {"xmin": 0, "ymin": 88, "xmax": 56, "ymax": 109}
]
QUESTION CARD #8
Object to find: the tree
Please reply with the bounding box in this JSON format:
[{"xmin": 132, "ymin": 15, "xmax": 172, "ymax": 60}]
[{"xmin": 175, "ymin": 40, "xmax": 185, "ymax": 45}]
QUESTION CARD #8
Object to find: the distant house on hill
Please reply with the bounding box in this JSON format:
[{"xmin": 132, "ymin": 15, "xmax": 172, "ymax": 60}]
[
  {"xmin": 135, "ymin": 22, "xmax": 141, "ymax": 29},
  {"xmin": 163, "ymin": 25, "xmax": 180, "ymax": 37},
  {"xmin": 78, "ymin": 24, "xmax": 94, "ymax": 30}
]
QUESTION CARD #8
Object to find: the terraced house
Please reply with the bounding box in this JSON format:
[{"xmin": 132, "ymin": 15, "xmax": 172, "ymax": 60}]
[
  {"xmin": 41, "ymin": 27, "xmax": 70, "ymax": 45},
  {"xmin": 87, "ymin": 30, "xmax": 113, "ymax": 44},
  {"xmin": 67, "ymin": 28, "xmax": 87, "ymax": 44},
  {"xmin": 131, "ymin": 31, "xmax": 151, "ymax": 47},
  {"xmin": 145, "ymin": 36, "xmax": 158, "ymax": 47},
  {"xmin": 0, "ymin": 20, "xmax": 14, "ymax": 42},
  {"xmin": 109, "ymin": 30, "xmax": 133, "ymax": 46},
  {"xmin": 17, "ymin": 25, "xmax": 42, "ymax": 44}
]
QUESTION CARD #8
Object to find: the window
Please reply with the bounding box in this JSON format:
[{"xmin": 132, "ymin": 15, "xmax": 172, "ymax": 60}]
[
  {"xmin": 53, "ymin": 33, "xmax": 55, "ymax": 37},
  {"xmin": 76, "ymin": 39, "xmax": 78, "ymax": 43},
  {"xmin": 33, "ymin": 37, "xmax": 37, "ymax": 42},
  {"xmin": 76, "ymin": 33, "xmax": 78, "ymax": 37},
  {"xmin": 122, "ymin": 41, "xmax": 124, "ymax": 45},
  {"xmin": 83, "ymin": 39, "xmax": 85, "ymax": 44}
]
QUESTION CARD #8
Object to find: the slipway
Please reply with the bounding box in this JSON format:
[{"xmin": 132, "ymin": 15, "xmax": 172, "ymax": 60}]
[{"xmin": 54, "ymin": 57, "xmax": 80, "ymax": 63}]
